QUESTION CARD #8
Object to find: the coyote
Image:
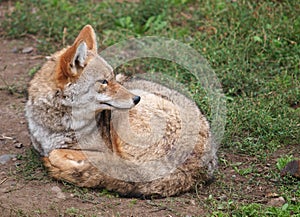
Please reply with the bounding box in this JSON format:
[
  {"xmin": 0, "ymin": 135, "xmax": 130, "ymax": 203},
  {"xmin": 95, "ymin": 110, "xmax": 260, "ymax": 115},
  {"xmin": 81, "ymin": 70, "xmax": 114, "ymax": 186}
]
[{"xmin": 25, "ymin": 25, "xmax": 216, "ymax": 197}]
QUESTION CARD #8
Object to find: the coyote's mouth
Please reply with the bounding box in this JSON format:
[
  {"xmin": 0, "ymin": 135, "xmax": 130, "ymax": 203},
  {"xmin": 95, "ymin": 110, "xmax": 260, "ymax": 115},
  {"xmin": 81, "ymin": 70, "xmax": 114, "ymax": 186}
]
[
  {"xmin": 100, "ymin": 102, "xmax": 127, "ymax": 109},
  {"xmin": 98, "ymin": 96, "xmax": 140, "ymax": 109},
  {"xmin": 100, "ymin": 102, "xmax": 113, "ymax": 107}
]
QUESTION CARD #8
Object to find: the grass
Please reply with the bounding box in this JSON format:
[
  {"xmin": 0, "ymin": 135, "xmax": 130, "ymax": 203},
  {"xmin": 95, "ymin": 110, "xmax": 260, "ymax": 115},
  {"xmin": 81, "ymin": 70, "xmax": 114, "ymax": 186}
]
[
  {"xmin": 15, "ymin": 148, "xmax": 49, "ymax": 181},
  {"xmin": 0, "ymin": 0, "xmax": 299, "ymax": 216}
]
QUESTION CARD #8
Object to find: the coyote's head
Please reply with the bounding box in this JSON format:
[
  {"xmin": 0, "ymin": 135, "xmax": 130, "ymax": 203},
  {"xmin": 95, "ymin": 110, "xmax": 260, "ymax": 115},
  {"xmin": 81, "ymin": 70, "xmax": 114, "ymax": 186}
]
[{"xmin": 55, "ymin": 25, "xmax": 140, "ymax": 111}]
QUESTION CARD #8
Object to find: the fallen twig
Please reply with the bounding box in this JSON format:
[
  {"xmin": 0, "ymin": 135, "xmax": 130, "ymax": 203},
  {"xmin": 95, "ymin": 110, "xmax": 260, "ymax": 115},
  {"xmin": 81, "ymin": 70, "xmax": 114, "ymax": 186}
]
[
  {"xmin": 0, "ymin": 177, "xmax": 8, "ymax": 185},
  {"xmin": 0, "ymin": 135, "xmax": 14, "ymax": 140}
]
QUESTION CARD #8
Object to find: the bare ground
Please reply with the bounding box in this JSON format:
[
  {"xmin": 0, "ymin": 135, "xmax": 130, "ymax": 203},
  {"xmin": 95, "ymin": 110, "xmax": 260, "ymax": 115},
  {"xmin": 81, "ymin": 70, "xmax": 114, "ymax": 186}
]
[{"xmin": 0, "ymin": 37, "xmax": 299, "ymax": 217}]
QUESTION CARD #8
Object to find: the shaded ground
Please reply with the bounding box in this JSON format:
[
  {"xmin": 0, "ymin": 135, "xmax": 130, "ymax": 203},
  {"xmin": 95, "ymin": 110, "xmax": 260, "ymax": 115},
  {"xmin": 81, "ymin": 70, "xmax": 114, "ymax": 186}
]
[{"xmin": 0, "ymin": 36, "xmax": 299, "ymax": 217}]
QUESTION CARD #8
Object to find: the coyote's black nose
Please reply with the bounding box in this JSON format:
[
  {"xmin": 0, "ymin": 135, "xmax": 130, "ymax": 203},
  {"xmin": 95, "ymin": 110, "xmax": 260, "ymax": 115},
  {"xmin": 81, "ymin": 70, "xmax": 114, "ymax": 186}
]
[{"xmin": 133, "ymin": 96, "xmax": 141, "ymax": 105}]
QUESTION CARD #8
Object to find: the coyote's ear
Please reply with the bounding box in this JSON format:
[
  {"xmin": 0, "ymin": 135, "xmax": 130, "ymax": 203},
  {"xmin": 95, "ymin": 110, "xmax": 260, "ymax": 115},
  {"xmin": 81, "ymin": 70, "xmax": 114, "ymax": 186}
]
[
  {"xmin": 55, "ymin": 25, "xmax": 98, "ymax": 88},
  {"xmin": 74, "ymin": 25, "xmax": 97, "ymax": 53},
  {"xmin": 56, "ymin": 40, "xmax": 88, "ymax": 88},
  {"xmin": 71, "ymin": 41, "xmax": 87, "ymax": 71}
]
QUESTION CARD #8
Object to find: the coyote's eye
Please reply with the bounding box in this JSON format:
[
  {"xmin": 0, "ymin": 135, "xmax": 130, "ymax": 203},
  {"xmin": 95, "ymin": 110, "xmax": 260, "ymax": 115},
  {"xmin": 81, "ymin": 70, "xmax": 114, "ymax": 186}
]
[{"xmin": 97, "ymin": 79, "xmax": 108, "ymax": 85}]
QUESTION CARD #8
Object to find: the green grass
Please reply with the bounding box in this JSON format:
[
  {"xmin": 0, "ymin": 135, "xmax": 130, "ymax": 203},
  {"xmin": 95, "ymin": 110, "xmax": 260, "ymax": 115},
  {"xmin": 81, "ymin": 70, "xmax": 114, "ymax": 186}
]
[
  {"xmin": 210, "ymin": 202, "xmax": 300, "ymax": 217},
  {"xmin": 15, "ymin": 148, "xmax": 49, "ymax": 181},
  {"xmin": 1, "ymin": 0, "xmax": 299, "ymax": 215}
]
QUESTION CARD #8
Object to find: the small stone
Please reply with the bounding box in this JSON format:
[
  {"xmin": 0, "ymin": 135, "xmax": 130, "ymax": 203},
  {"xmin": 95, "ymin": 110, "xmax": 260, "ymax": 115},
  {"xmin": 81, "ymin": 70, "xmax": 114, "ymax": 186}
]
[
  {"xmin": 190, "ymin": 199, "xmax": 196, "ymax": 205},
  {"xmin": 52, "ymin": 186, "xmax": 64, "ymax": 194},
  {"xmin": 14, "ymin": 143, "xmax": 23, "ymax": 149},
  {"xmin": 267, "ymin": 196, "xmax": 286, "ymax": 207},
  {"xmin": 51, "ymin": 186, "xmax": 66, "ymax": 200},
  {"xmin": 51, "ymin": 186, "xmax": 60, "ymax": 192},
  {"xmin": 22, "ymin": 47, "xmax": 34, "ymax": 54},
  {"xmin": 0, "ymin": 154, "xmax": 17, "ymax": 165},
  {"xmin": 57, "ymin": 192, "xmax": 66, "ymax": 199}
]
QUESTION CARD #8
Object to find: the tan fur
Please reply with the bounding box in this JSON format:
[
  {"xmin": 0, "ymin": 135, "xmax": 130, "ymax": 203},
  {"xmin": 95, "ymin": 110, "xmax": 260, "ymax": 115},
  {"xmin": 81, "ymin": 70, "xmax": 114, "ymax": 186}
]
[{"xmin": 26, "ymin": 25, "xmax": 217, "ymax": 197}]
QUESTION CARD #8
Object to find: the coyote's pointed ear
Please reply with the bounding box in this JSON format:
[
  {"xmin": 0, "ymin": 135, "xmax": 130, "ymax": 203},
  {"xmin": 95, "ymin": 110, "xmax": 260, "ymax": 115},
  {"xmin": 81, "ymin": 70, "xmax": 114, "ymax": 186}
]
[
  {"xmin": 74, "ymin": 25, "xmax": 97, "ymax": 53},
  {"xmin": 55, "ymin": 25, "xmax": 98, "ymax": 88}
]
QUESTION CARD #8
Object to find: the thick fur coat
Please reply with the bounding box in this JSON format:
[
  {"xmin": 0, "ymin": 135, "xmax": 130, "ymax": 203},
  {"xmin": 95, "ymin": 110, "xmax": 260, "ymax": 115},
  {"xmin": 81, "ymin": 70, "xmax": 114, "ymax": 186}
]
[{"xmin": 25, "ymin": 25, "xmax": 217, "ymax": 197}]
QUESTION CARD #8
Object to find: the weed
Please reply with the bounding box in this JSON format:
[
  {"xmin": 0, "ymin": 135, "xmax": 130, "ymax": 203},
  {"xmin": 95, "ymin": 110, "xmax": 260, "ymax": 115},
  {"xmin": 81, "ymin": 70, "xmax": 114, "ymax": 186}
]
[
  {"xmin": 235, "ymin": 166, "xmax": 253, "ymax": 176},
  {"xmin": 65, "ymin": 207, "xmax": 79, "ymax": 215},
  {"xmin": 14, "ymin": 148, "xmax": 48, "ymax": 181},
  {"xmin": 28, "ymin": 65, "xmax": 41, "ymax": 77},
  {"xmin": 98, "ymin": 188, "xmax": 119, "ymax": 198},
  {"xmin": 276, "ymin": 155, "xmax": 295, "ymax": 171},
  {"xmin": 129, "ymin": 199, "xmax": 138, "ymax": 206}
]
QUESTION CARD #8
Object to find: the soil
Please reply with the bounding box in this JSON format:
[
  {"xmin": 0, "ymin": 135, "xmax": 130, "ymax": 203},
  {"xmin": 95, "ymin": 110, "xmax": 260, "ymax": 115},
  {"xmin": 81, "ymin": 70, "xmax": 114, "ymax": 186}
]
[{"xmin": 0, "ymin": 12, "xmax": 299, "ymax": 217}]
